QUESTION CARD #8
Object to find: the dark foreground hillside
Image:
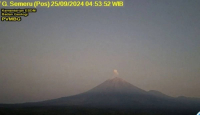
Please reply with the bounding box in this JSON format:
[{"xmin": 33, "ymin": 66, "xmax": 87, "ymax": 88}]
[{"xmin": 0, "ymin": 106, "xmax": 199, "ymax": 115}]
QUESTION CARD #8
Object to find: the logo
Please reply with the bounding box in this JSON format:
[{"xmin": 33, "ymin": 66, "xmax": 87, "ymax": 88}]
[{"xmin": 197, "ymin": 112, "xmax": 200, "ymax": 115}]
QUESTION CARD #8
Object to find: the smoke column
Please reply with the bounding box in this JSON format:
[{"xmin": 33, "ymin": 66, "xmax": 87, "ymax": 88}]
[{"xmin": 113, "ymin": 69, "xmax": 119, "ymax": 76}]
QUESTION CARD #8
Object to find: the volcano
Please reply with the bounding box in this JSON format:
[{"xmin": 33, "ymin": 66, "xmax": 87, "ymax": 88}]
[
  {"xmin": 38, "ymin": 77, "xmax": 150, "ymax": 107},
  {"xmin": 25, "ymin": 77, "xmax": 198, "ymax": 111},
  {"xmin": 1, "ymin": 77, "xmax": 200, "ymax": 115}
]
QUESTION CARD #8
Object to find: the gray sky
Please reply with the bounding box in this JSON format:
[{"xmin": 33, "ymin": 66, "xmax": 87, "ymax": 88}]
[{"xmin": 0, "ymin": 0, "xmax": 200, "ymax": 103}]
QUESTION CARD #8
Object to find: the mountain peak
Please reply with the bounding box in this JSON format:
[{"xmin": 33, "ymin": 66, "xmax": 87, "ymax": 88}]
[
  {"xmin": 108, "ymin": 77, "xmax": 125, "ymax": 83},
  {"xmin": 109, "ymin": 77, "xmax": 124, "ymax": 80},
  {"xmin": 88, "ymin": 77, "xmax": 146, "ymax": 94}
]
